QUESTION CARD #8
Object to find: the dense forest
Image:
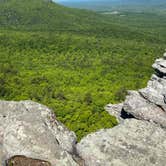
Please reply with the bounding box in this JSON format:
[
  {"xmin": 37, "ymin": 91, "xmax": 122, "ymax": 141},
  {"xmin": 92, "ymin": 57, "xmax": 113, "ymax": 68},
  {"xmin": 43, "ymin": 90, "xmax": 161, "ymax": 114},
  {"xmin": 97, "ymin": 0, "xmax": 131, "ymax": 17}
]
[{"xmin": 0, "ymin": 0, "xmax": 166, "ymax": 140}]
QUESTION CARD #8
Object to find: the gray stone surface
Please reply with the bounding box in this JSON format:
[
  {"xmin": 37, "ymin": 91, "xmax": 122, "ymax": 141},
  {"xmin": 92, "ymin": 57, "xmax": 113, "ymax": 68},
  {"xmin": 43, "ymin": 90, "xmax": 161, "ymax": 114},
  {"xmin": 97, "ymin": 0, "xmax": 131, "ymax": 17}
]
[
  {"xmin": 123, "ymin": 91, "xmax": 166, "ymax": 127},
  {"xmin": 152, "ymin": 58, "xmax": 166, "ymax": 75},
  {"xmin": 105, "ymin": 103, "xmax": 123, "ymax": 122},
  {"xmin": 77, "ymin": 119, "xmax": 166, "ymax": 166},
  {"xmin": 0, "ymin": 100, "xmax": 78, "ymax": 166},
  {"xmin": 139, "ymin": 74, "xmax": 166, "ymax": 111},
  {"xmin": 163, "ymin": 52, "xmax": 166, "ymax": 59}
]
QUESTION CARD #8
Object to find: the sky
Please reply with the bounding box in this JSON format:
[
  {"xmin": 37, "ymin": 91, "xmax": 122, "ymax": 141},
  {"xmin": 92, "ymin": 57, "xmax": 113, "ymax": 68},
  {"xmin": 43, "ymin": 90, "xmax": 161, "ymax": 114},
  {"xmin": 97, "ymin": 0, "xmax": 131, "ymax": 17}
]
[
  {"xmin": 55, "ymin": 0, "xmax": 164, "ymax": 2},
  {"xmin": 54, "ymin": 0, "xmax": 75, "ymax": 2},
  {"xmin": 55, "ymin": 0, "xmax": 92, "ymax": 2},
  {"xmin": 54, "ymin": 0, "xmax": 165, "ymax": 5}
]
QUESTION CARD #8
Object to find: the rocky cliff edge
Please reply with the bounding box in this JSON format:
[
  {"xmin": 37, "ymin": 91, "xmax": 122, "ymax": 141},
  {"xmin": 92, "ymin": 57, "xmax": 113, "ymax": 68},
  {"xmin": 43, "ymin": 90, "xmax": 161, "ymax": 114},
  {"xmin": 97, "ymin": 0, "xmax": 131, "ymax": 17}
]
[{"xmin": 1, "ymin": 53, "xmax": 166, "ymax": 166}]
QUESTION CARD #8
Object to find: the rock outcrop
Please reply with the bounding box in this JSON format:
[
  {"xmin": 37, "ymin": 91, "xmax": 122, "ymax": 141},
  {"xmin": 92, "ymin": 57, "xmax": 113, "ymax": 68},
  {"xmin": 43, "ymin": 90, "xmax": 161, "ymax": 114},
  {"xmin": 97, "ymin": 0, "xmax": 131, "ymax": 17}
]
[
  {"xmin": 123, "ymin": 90, "xmax": 166, "ymax": 127},
  {"xmin": 105, "ymin": 53, "xmax": 166, "ymax": 127},
  {"xmin": 77, "ymin": 119, "xmax": 166, "ymax": 166},
  {"xmin": 1, "ymin": 53, "xmax": 166, "ymax": 166},
  {"xmin": 77, "ymin": 52, "xmax": 166, "ymax": 166},
  {"xmin": 0, "ymin": 100, "xmax": 79, "ymax": 166}
]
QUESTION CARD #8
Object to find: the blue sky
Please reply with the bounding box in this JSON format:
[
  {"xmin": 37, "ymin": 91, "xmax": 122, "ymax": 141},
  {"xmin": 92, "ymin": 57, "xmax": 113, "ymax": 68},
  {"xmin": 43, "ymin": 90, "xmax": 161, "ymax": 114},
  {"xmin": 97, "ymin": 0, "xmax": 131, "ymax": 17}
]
[
  {"xmin": 55, "ymin": 0, "xmax": 75, "ymax": 2},
  {"xmin": 54, "ymin": 0, "xmax": 91, "ymax": 2},
  {"xmin": 55, "ymin": 0, "xmax": 77, "ymax": 1}
]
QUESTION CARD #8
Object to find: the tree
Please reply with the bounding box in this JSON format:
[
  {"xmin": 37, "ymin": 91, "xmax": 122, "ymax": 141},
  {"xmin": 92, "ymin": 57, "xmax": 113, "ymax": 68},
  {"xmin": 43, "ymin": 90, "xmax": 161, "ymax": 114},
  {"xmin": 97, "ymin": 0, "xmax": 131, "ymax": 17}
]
[
  {"xmin": 84, "ymin": 92, "xmax": 93, "ymax": 105},
  {"xmin": 115, "ymin": 87, "xmax": 127, "ymax": 102}
]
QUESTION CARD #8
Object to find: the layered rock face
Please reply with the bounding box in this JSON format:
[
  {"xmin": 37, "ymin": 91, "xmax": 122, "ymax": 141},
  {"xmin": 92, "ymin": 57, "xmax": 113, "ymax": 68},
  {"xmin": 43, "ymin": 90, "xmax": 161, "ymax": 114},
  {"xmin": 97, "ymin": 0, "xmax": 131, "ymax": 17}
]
[
  {"xmin": 1, "ymin": 53, "xmax": 166, "ymax": 166},
  {"xmin": 0, "ymin": 100, "xmax": 79, "ymax": 166},
  {"xmin": 77, "ymin": 53, "xmax": 166, "ymax": 166},
  {"xmin": 104, "ymin": 53, "xmax": 166, "ymax": 127}
]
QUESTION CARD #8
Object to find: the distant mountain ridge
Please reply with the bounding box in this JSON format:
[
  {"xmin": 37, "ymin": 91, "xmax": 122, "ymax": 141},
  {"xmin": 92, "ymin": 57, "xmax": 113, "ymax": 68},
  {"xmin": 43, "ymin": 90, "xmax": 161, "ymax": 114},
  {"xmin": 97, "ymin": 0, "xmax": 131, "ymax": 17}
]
[
  {"xmin": 0, "ymin": 0, "xmax": 106, "ymax": 30},
  {"xmin": 60, "ymin": 0, "xmax": 166, "ymax": 5},
  {"xmin": 60, "ymin": 0, "xmax": 166, "ymax": 11},
  {"xmin": 0, "ymin": 0, "xmax": 161, "ymax": 41}
]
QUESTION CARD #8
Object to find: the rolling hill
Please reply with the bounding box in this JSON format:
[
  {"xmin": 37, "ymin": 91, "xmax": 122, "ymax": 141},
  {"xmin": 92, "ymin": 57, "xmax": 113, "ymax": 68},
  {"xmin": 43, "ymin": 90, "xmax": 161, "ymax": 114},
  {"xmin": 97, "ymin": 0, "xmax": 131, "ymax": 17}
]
[
  {"xmin": 0, "ymin": 0, "xmax": 163, "ymax": 41},
  {"xmin": 0, "ymin": 0, "xmax": 107, "ymax": 31}
]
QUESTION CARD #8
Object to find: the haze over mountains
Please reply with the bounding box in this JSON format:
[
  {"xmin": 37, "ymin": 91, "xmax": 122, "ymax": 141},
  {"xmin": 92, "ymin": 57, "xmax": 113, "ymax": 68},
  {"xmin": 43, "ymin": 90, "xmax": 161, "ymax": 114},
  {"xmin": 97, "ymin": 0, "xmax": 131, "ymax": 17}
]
[
  {"xmin": 57, "ymin": 0, "xmax": 166, "ymax": 11},
  {"xmin": 0, "ymin": 0, "xmax": 152, "ymax": 39}
]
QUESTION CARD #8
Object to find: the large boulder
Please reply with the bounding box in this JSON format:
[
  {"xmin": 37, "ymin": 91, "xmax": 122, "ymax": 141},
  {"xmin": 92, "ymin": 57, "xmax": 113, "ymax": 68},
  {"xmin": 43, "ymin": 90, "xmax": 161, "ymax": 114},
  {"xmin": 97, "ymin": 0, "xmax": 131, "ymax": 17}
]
[
  {"xmin": 123, "ymin": 91, "xmax": 166, "ymax": 127},
  {"xmin": 77, "ymin": 119, "xmax": 166, "ymax": 166},
  {"xmin": 0, "ymin": 100, "xmax": 79, "ymax": 166},
  {"xmin": 152, "ymin": 58, "xmax": 166, "ymax": 76},
  {"xmin": 139, "ymin": 74, "xmax": 166, "ymax": 111},
  {"xmin": 121, "ymin": 53, "xmax": 166, "ymax": 127}
]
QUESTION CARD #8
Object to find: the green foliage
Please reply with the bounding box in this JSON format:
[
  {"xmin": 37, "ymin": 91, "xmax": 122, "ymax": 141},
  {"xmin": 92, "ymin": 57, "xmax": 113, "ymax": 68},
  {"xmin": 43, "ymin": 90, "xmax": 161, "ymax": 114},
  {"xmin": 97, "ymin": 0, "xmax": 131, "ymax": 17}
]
[
  {"xmin": 115, "ymin": 87, "xmax": 127, "ymax": 102},
  {"xmin": 0, "ymin": 28, "xmax": 165, "ymax": 140},
  {"xmin": 0, "ymin": 0, "xmax": 166, "ymax": 140},
  {"xmin": 84, "ymin": 92, "xmax": 93, "ymax": 105}
]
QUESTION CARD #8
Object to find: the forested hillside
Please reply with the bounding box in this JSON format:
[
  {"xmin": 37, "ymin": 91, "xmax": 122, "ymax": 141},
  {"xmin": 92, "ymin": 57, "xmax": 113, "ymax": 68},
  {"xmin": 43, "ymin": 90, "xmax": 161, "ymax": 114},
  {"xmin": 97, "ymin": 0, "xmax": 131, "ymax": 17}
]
[
  {"xmin": 0, "ymin": 0, "xmax": 166, "ymax": 140},
  {"xmin": 0, "ymin": 0, "xmax": 108, "ymax": 31}
]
